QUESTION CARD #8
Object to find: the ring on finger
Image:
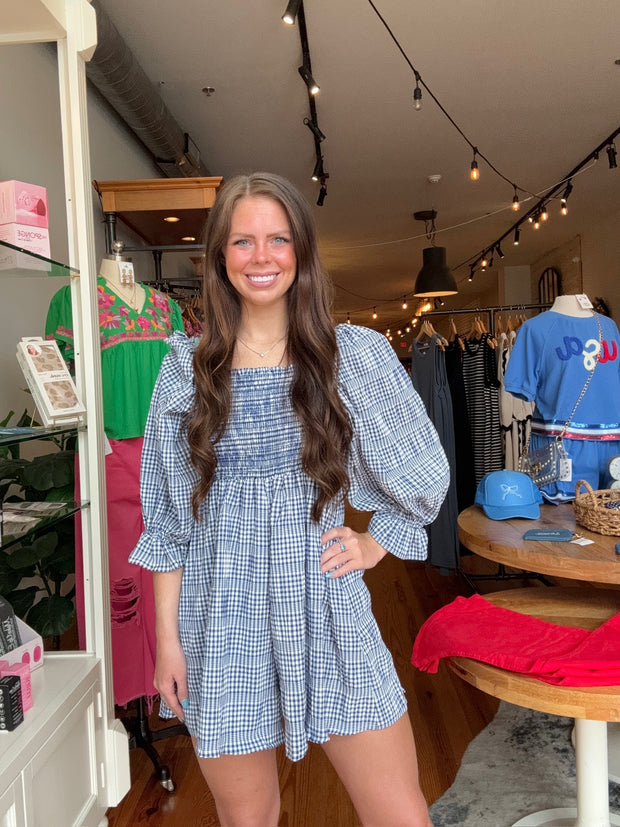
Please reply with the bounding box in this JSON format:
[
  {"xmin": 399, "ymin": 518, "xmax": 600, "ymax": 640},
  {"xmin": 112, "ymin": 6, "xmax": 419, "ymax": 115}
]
[{"xmin": 340, "ymin": 542, "xmax": 346, "ymax": 551}]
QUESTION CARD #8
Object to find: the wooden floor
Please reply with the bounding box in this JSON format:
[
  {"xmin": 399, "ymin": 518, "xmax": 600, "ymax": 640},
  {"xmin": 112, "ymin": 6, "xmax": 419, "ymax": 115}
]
[{"xmin": 106, "ymin": 509, "xmax": 544, "ymax": 826}]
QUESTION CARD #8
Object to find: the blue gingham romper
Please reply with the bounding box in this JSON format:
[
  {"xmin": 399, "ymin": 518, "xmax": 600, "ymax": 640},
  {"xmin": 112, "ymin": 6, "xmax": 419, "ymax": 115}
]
[{"xmin": 129, "ymin": 324, "xmax": 449, "ymax": 761}]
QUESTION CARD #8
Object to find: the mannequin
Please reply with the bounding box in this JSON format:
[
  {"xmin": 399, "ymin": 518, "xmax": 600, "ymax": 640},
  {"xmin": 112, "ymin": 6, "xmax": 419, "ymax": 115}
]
[
  {"xmin": 98, "ymin": 253, "xmax": 146, "ymax": 313},
  {"xmin": 45, "ymin": 254, "xmax": 184, "ymax": 704},
  {"xmin": 550, "ymin": 294, "xmax": 593, "ymax": 317},
  {"xmin": 504, "ymin": 294, "xmax": 620, "ymax": 501}
]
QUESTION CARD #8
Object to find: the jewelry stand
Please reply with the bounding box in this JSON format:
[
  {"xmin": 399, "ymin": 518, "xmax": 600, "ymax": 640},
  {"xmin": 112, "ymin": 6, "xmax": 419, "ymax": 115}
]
[{"xmin": 121, "ymin": 698, "xmax": 189, "ymax": 792}]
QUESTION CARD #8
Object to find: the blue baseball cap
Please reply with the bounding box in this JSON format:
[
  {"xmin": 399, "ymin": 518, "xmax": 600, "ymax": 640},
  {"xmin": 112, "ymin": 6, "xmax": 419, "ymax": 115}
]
[{"xmin": 475, "ymin": 469, "xmax": 543, "ymax": 520}]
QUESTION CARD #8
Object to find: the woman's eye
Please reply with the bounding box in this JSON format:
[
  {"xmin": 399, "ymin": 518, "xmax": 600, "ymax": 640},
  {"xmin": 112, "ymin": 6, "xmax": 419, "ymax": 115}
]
[
  {"xmin": 273, "ymin": 236, "xmax": 289, "ymax": 245},
  {"xmin": 233, "ymin": 238, "xmax": 250, "ymax": 247}
]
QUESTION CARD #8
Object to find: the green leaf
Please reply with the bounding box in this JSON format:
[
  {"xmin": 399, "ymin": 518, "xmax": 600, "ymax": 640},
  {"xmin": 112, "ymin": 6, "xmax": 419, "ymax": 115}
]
[
  {"xmin": 0, "ymin": 457, "xmax": 28, "ymax": 484},
  {"xmin": 0, "ymin": 568, "xmax": 24, "ymax": 594},
  {"xmin": 22, "ymin": 451, "xmax": 75, "ymax": 491},
  {"xmin": 41, "ymin": 538, "xmax": 74, "ymax": 583},
  {"xmin": 6, "ymin": 532, "xmax": 58, "ymax": 568},
  {"xmin": 46, "ymin": 484, "xmax": 74, "ymax": 502},
  {"xmin": 4, "ymin": 587, "xmax": 39, "ymax": 617},
  {"xmin": 26, "ymin": 595, "xmax": 75, "ymax": 637}
]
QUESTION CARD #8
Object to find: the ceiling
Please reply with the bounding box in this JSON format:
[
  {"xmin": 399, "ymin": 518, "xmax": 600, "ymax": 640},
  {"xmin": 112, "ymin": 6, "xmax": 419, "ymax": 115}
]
[{"xmin": 98, "ymin": 0, "xmax": 620, "ymax": 332}]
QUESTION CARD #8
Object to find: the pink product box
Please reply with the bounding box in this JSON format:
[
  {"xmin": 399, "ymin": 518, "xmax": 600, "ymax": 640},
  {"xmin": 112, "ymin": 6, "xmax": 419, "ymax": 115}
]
[
  {"xmin": 0, "ymin": 223, "xmax": 50, "ymax": 259},
  {"xmin": 2, "ymin": 618, "xmax": 44, "ymax": 674},
  {"xmin": 0, "ymin": 180, "xmax": 48, "ymax": 228},
  {"xmin": 0, "ymin": 660, "xmax": 32, "ymax": 712}
]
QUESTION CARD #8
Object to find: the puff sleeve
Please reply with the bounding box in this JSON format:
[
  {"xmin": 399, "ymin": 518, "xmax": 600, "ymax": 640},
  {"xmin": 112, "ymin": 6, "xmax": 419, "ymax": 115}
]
[
  {"xmin": 129, "ymin": 332, "xmax": 197, "ymax": 571},
  {"xmin": 337, "ymin": 325, "xmax": 450, "ymax": 560}
]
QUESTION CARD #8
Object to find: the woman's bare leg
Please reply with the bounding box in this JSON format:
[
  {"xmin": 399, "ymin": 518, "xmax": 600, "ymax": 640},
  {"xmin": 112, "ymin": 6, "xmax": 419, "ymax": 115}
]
[
  {"xmin": 194, "ymin": 745, "xmax": 280, "ymax": 827},
  {"xmin": 321, "ymin": 713, "xmax": 433, "ymax": 827}
]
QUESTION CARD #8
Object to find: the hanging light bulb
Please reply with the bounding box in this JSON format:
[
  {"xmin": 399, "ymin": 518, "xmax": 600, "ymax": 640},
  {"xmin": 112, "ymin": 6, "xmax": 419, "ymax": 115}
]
[
  {"xmin": 540, "ymin": 204, "xmax": 548, "ymax": 222},
  {"xmin": 480, "ymin": 255, "xmax": 488, "ymax": 268},
  {"xmin": 346, "ymin": 312, "xmax": 351, "ymax": 325},
  {"xmin": 512, "ymin": 185, "xmax": 520, "ymax": 211},
  {"xmin": 470, "ymin": 148, "xmax": 480, "ymax": 181},
  {"xmin": 513, "ymin": 228, "xmax": 520, "ymax": 245},
  {"xmin": 372, "ymin": 307, "xmax": 378, "ymax": 320},
  {"xmin": 413, "ymin": 71, "xmax": 422, "ymax": 111},
  {"xmin": 607, "ymin": 143, "xmax": 618, "ymax": 169},
  {"xmin": 402, "ymin": 296, "xmax": 408, "ymax": 310},
  {"xmin": 533, "ymin": 214, "xmax": 541, "ymax": 230},
  {"xmin": 561, "ymin": 198, "xmax": 568, "ymax": 216}
]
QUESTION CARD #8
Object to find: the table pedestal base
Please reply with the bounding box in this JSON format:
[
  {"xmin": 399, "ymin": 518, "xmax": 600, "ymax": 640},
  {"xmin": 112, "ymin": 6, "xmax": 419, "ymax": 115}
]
[{"xmin": 513, "ymin": 720, "xmax": 619, "ymax": 827}]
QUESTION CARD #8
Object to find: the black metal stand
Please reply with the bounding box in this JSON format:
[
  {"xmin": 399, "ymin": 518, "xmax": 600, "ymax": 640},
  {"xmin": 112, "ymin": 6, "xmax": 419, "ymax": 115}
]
[
  {"xmin": 458, "ymin": 562, "xmax": 554, "ymax": 594},
  {"xmin": 121, "ymin": 696, "xmax": 189, "ymax": 792}
]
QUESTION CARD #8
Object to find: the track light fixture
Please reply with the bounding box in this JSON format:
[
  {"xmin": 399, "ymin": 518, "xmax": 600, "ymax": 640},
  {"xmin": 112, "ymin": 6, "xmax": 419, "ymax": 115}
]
[
  {"xmin": 311, "ymin": 157, "xmax": 324, "ymax": 182},
  {"xmin": 607, "ymin": 143, "xmax": 618, "ymax": 169},
  {"xmin": 413, "ymin": 70, "xmax": 422, "ymax": 111},
  {"xmin": 298, "ymin": 63, "xmax": 319, "ymax": 95},
  {"xmin": 317, "ymin": 180, "xmax": 327, "ymax": 206},
  {"xmin": 468, "ymin": 265, "xmax": 475, "ymax": 282},
  {"xmin": 513, "ymin": 228, "xmax": 520, "ymax": 245},
  {"xmin": 470, "ymin": 148, "xmax": 480, "ymax": 181},
  {"xmin": 304, "ymin": 118, "xmax": 326, "ymax": 142},
  {"xmin": 282, "ymin": 0, "xmax": 302, "ymax": 25},
  {"xmin": 562, "ymin": 180, "xmax": 573, "ymax": 202},
  {"xmin": 496, "ymin": 243, "xmax": 505, "ymax": 259}
]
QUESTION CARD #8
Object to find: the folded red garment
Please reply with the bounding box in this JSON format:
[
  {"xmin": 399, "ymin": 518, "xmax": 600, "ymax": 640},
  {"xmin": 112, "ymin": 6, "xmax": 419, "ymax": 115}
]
[{"xmin": 411, "ymin": 594, "xmax": 620, "ymax": 687}]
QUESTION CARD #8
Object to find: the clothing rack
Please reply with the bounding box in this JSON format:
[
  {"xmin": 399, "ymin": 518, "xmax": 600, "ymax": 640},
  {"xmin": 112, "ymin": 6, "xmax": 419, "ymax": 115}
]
[{"xmin": 422, "ymin": 302, "xmax": 552, "ymax": 336}]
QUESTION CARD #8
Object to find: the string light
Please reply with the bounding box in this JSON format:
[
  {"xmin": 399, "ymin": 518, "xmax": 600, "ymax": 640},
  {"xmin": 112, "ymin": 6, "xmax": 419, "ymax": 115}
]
[
  {"xmin": 512, "ymin": 186, "xmax": 520, "ymax": 211},
  {"xmin": 560, "ymin": 198, "xmax": 568, "ymax": 216},
  {"xmin": 346, "ymin": 311, "xmax": 351, "ymax": 324},
  {"xmin": 402, "ymin": 296, "xmax": 408, "ymax": 309},
  {"xmin": 372, "ymin": 307, "xmax": 378, "ymax": 319},
  {"xmin": 413, "ymin": 70, "xmax": 422, "ymax": 111},
  {"xmin": 470, "ymin": 148, "xmax": 480, "ymax": 181},
  {"xmin": 540, "ymin": 204, "xmax": 548, "ymax": 222}
]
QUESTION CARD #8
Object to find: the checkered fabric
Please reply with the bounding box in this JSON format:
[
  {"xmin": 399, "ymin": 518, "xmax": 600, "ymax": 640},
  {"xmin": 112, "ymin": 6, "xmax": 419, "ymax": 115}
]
[{"xmin": 130, "ymin": 325, "xmax": 449, "ymax": 760}]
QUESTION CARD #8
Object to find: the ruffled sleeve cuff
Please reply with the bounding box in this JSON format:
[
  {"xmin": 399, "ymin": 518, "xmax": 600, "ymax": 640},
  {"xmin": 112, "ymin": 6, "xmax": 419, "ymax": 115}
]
[{"xmin": 129, "ymin": 530, "xmax": 188, "ymax": 572}]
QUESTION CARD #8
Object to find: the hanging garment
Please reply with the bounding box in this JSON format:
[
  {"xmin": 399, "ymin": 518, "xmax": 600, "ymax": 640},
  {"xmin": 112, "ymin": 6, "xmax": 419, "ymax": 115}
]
[
  {"xmin": 497, "ymin": 330, "xmax": 533, "ymax": 470},
  {"xmin": 411, "ymin": 334, "xmax": 460, "ymax": 570},
  {"xmin": 445, "ymin": 339, "xmax": 476, "ymax": 511},
  {"xmin": 47, "ymin": 278, "xmax": 184, "ymax": 705},
  {"xmin": 462, "ymin": 333, "xmax": 504, "ymax": 485}
]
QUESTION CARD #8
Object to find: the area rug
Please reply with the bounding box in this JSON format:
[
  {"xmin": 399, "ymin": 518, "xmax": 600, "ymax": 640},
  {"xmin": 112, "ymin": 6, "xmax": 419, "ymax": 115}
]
[{"xmin": 429, "ymin": 701, "xmax": 620, "ymax": 827}]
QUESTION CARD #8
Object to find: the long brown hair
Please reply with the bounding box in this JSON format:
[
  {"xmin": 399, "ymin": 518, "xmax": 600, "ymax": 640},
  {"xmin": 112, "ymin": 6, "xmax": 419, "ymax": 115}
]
[{"xmin": 187, "ymin": 172, "xmax": 352, "ymax": 521}]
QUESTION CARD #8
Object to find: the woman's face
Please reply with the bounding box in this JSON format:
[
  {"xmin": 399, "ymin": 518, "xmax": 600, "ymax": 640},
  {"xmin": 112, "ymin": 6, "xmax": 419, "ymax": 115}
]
[{"xmin": 224, "ymin": 196, "xmax": 297, "ymax": 313}]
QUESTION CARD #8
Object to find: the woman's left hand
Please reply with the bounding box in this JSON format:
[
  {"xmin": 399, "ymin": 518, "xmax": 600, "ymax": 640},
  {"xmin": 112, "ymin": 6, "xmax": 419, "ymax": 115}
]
[{"xmin": 320, "ymin": 527, "xmax": 388, "ymax": 579}]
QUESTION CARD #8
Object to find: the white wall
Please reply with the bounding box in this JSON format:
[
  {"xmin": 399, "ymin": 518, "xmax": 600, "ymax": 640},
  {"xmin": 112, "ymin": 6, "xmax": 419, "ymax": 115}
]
[{"xmin": 0, "ymin": 42, "xmax": 163, "ymax": 419}]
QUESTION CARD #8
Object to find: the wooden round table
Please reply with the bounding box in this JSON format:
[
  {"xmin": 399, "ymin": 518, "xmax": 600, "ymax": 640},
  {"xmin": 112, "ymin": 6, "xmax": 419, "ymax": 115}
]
[
  {"xmin": 458, "ymin": 502, "xmax": 620, "ymax": 585},
  {"xmin": 457, "ymin": 503, "xmax": 620, "ymax": 823}
]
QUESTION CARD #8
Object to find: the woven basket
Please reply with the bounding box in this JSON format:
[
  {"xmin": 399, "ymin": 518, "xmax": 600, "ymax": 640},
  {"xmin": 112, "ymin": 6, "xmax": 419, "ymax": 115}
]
[{"xmin": 573, "ymin": 479, "xmax": 620, "ymax": 535}]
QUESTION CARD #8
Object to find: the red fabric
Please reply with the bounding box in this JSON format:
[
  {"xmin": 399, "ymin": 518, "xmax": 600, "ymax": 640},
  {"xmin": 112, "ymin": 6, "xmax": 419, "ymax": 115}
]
[
  {"xmin": 75, "ymin": 437, "xmax": 157, "ymax": 706},
  {"xmin": 411, "ymin": 593, "xmax": 620, "ymax": 687}
]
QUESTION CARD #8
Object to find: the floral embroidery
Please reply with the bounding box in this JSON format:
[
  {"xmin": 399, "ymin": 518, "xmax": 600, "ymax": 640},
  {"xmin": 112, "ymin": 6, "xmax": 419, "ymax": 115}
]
[
  {"xmin": 97, "ymin": 285, "xmax": 116, "ymax": 311},
  {"xmin": 99, "ymin": 310, "xmax": 121, "ymax": 330},
  {"xmin": 136, "ymin": 316, "xmax": 151, "ymax": 331}
]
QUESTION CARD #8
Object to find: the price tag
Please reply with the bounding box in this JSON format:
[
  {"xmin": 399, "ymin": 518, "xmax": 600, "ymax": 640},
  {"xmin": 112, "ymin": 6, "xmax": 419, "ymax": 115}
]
[
  {"xmin": 559, "ymin": 457, "xmax": 572, "ymax": 481},
  {"xmin": 575, "ymin": 294, "xmax": 593, "ymax": 310}
]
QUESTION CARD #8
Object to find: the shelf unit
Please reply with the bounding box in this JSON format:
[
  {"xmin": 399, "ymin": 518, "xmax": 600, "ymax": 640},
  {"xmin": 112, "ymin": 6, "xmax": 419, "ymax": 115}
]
[{"xmin": 0, "ymin": 4, "xmax": 130, "ymax": 826}]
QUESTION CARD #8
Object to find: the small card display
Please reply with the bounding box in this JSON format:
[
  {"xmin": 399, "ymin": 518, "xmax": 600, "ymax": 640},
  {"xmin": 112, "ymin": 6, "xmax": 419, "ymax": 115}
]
[{"xmin": 16, "ymin": 337, "xmax": 85, "ymax": 426}]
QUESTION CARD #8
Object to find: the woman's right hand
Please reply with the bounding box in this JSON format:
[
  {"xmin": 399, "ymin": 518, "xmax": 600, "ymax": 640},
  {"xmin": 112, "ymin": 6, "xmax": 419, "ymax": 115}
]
[{"xmin": 154, "ymin": 637, "xmax": 188, "ymax": 721}]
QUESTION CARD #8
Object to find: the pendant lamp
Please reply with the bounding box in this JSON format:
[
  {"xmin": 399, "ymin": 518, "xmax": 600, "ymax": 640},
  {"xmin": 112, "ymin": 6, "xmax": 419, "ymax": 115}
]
[{"xmin": 414, "ymin": 246, "xmax": 458, "ymax": 297}]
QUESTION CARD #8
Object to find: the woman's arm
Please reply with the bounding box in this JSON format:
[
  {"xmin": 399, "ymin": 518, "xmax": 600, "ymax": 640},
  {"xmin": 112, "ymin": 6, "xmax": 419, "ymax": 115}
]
[{"xmin": 152, "ymin": 569, "xmax": 188, "ymax": 721}]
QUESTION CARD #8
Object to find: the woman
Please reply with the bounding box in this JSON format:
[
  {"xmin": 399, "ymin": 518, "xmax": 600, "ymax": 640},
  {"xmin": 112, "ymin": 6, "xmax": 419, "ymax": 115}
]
[{"xmin": 130, "ymin": 172, "xmax": 448, "ymax": 826}]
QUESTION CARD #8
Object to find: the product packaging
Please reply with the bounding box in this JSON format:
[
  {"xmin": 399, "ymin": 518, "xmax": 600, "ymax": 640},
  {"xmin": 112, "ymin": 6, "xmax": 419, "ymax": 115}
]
[
  {"xmin": 0, "ymin": 660, "xmax": 32, "ymax": 711},
  {"xmin": 3, "ymin": 618, "xmax": 44, "ymax": 673},
  {"xmin": 16, "ymin": 337, "xmax": 86, "ymax": 427},
  {"xmin": 0, "ymin": 180, "xmax": 48, "ymax": 228},
  {"xmin": 0, "ymin": 223, "xmax": 50, "ymax": 258},
  {"xmin": 0, "ymin": 675, "xmax": 24, "ymax": 732},
  {"xmin": 0, "ymin": 597, "xmax": 22, "ymax": 656}
]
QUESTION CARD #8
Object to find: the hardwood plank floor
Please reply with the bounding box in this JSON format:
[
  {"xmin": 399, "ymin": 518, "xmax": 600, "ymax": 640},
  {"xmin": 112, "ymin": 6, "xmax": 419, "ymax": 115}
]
[{"xmin": 106, "ymin": 509, "xmax": 534, "ymax": 826}]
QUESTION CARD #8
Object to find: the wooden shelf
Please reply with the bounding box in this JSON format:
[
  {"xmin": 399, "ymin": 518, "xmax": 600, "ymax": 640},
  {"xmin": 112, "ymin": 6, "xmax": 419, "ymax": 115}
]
[{"xmin": 93, "ymin": 176, "xmax": 223, "ymax": 246}]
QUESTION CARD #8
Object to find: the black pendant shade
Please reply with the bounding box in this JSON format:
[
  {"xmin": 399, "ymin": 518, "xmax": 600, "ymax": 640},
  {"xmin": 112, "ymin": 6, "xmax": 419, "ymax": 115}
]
[{"xmin": 413, "ymin": 246, "xmax": 458, "ymax": 297}]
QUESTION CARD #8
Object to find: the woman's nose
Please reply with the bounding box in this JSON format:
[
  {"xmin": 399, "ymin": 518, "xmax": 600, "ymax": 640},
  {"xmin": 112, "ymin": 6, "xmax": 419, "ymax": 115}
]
[{"xmin": 252, "ymin": 240, "xmax": 271, "ymax": 262}]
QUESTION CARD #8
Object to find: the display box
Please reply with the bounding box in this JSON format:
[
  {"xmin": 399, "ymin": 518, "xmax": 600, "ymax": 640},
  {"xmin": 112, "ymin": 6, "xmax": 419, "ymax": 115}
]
[
  {"xmin": 0, "ymin": 180, "xmax": 48, "ymax": 228},
  {"xmin": 0, "ymin": 222, "xmax": 50, "ymax": 258},
  {"xmin": 16, "ymin": 337, "xmax": 86, "ymax": 427},
  {"xmin": 1, "ymin": 618, "xmax": 44, "ymax": 673}
]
